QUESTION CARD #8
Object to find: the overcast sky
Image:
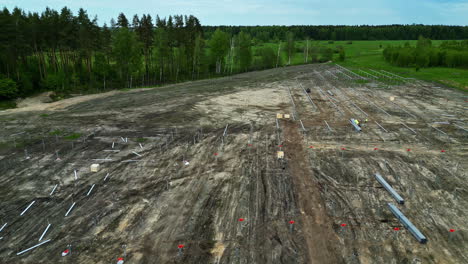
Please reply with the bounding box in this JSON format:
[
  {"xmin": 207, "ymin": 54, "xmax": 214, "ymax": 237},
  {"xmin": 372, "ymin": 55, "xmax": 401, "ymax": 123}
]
[{"xmin": 2, "ymin": 0, "xmax": 467, "ymax": 26}]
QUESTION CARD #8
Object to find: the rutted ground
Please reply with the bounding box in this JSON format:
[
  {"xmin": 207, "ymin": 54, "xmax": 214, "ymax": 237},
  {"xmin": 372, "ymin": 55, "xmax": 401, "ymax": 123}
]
[{"xmin": 0, "ymin": 64, "xmax": 466, "ymax": 264}]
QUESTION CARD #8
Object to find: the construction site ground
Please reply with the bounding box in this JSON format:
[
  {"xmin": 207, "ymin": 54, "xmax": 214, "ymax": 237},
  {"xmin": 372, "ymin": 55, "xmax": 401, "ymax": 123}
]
[{"xmin": 0, "ymin": 63, "xmax": 466, "ymax": 264}]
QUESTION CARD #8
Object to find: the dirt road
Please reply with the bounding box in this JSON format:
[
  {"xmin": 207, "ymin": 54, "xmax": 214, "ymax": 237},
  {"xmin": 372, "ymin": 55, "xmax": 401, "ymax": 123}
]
[{"xmin": 283, "ymin": 120, "xmax": 342, "ymax": 264}]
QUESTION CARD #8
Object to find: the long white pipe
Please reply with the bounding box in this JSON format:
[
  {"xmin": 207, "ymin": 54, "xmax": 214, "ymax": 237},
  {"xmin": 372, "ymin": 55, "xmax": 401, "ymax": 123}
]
[
  {"xmin": 65, "ymin": 202, "xmax": 76, "ymax": 217},
  {"xmin": 20, "ymin": 201, "xmax": 36, "ymax": 216},
  {"xmin": 49, "ymin": 184, "xmax": 58, "ymax": 196},
  {"xmin": 16, "ymin": 239, "xmax": 51, "ymax": 255},
  {"xmin": 0, "ymin": 223, "xmax": 7, "ymax": 232},
  {"xmin": 38, "ymin": 224, "xmax": 51, "ymax": 241},
  {"xmin": 86, "ymin": 184, "xmax": 95, "ymax": 196}
]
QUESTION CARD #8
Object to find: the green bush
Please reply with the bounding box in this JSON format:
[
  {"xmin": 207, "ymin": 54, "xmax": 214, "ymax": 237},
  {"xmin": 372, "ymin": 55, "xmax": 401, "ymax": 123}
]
[
  {"xmin": 339, "ymin": 49, "xmax": 346, "ymax": 61},
  {"xmin": 0, "ymin": 77, "xmax": 19, "ymax": 100}
]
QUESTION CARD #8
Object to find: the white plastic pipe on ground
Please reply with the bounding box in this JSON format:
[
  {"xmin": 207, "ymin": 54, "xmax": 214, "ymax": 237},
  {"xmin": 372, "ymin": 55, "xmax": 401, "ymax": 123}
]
[
  {"xmin": 86, "ymin": 184, "xmax": 95, "ymax": 196},
  {"xmin": 38, "ymin": 224, "xmax": 51, "ymax": 241},
  {"xmin": 65, "ymin": 202, "xmax": 76, "ymax": 217},
  {"xmin": 16, "ymin": 239, "xmax": 51, "ymax": 255},
  {"xmin": 49, "ymin": 184, "xmax": 58, "ymax": 196},
  {"xmin": 20, "ymin": 201, "xmax": 36, "ymax": 216}
]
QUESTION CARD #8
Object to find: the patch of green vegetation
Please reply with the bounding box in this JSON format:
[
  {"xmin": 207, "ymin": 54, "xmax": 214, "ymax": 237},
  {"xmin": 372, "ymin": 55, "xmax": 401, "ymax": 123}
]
[
  {"xmin": 0, "ymin": 100, "xmax": 16, "ymax": 110},
  {"xmin": 329, "ymin": 40, "xmax": 468, "ymax": 92},
  {"xmin": 136, "ymin": 137, "xmax": 148, "ymax": 143},
  {"xmin": 39, "ymin": 113, "xmax": 49, "ymax": 117},
  {"xmin": 354, "ymin": 79, "xmax": 370, "ymax": 84},
  {"xmin": 49, "ymin": 129, "xmax": 63, "ymax": 136},
  {"xmin": 0, "ymin": 142, "xmax": 10, "ymax": 150},
  {"xmin": 64, "ymin": 133, "xmax": 82, "ymax": 140}
]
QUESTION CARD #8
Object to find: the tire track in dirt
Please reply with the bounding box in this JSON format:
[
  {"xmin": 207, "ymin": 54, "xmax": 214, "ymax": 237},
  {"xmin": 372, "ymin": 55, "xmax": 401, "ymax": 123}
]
[{"xmin": 282, "ymin": 120, "xmax": 342, "ymax": 264}]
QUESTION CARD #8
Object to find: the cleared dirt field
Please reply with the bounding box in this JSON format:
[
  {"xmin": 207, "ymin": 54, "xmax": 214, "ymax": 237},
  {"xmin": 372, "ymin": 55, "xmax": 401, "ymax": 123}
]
[{"xmin": 0, "ymin": 64, "xmax": 466, "ymax": 263}]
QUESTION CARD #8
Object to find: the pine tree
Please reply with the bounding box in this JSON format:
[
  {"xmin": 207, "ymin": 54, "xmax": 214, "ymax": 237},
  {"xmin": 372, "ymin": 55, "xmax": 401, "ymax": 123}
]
[{"xmin": 117, "ymin": 13, "xmax": 129, "ymax": 28}]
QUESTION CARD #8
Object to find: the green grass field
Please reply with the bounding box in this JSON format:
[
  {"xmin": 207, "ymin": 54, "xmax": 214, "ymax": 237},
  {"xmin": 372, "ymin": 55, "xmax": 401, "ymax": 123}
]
[{"xmin": 291, "ymin": 40, "xmax": 468, "ymax": 92}]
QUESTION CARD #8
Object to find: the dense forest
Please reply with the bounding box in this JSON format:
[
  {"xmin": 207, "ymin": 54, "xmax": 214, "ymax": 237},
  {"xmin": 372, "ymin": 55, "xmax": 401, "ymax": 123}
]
[
  {"xmin": 203, "ymin": 25, "xmax": 468, "ymax": 42},
  {"xmin": 1, "ymin": 6, "xmax": 467, "ymax": 103},
  {"xmin": 383, "ymin": 37, "xmax": 468, "ymax": 68}
]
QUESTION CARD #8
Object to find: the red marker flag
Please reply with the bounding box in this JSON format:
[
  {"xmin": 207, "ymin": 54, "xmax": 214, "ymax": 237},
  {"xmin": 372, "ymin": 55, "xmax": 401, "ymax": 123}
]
[
  {"xmin": 178, "ymin": 244, "xmax": 184, "ymax": 249},
  {"xmin": 238, "ymin": 218, "xmax": 245, "ymax": 222},
  {"xmin": 341, "ymin": 223, "xmax": 347, "ymax": 227},
  {"xmin": 393, "ymin": 227, "xmax": 400, "ymax": 231},
  {"xmin": 289, "ymin": 220, "xmax": 295, "ymax": 224},
  {"xmin": 449, "ymin": 229, "xmax": 455, "ymax": 232}
]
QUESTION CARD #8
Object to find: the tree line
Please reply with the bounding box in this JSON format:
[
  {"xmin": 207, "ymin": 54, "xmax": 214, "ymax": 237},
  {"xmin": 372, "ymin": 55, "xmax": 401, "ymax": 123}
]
[
  {"xmin": 0, "ymin": 7, "xmax": 207, "ymax": 101},
  {"xmin": 0, "ymin": 7, "xmax": 348, "ymax": 102},
  {"xmin": 4, "ymin": 7, "xmax": 467, "ymax": 102},
  {"xmin": 383, "ymin": 37, "xmax": 468, "ymax": 69},
  {"xmin": 204, "ymin": 25, "xmax": 468, "ymax": 43}
]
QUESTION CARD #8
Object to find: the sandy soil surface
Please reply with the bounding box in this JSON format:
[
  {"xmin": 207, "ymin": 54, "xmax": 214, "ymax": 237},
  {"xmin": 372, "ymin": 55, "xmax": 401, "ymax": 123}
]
[{"xmin": 0, "ymin": 64, "xmax": 466, "ymax": 264}]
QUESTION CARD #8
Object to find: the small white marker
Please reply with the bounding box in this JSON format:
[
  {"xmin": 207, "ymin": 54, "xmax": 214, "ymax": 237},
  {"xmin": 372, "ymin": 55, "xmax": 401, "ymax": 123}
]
[
  {"xmin": 20, "ymin": 201, "xmax": 36, "ymax": 216},
  {"xmin": 125, "ymin": 137, "xmax": 128, "ymax": 143},
  {"xmin": 65, "ymin": 202, "xmax": 76, "ymax": 217},
  {"xmin": 49, "ymin": 184, "xmax": 58, "ymax": 196},
  {"xmin": 121, "ymin": 137, "xmax": 125, "ymax": 142},
  {"xmin": 104, "ymin": 173, "xmax": 110, "ymax": 181},
  {"xmin": 112, "ymin": 142, "xmax": 115, "ymax": 148},
  {"xmin": 139, "ymin": 143, "xmax": 143, "ymax": 149},
  {"xmin": 132, "ymin": 151, "xmax": 142, "ymax": 157},
  {"xmin": 74, "ymin": 170, "xmax": 78, "ymax": 180},
  {"xmin": 86, "ymin": 184, "xmax": 95, "ymax": 196},
  {"xmin": 38, "ymin": 223, "xmax": 51, "ymax": 241}
]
